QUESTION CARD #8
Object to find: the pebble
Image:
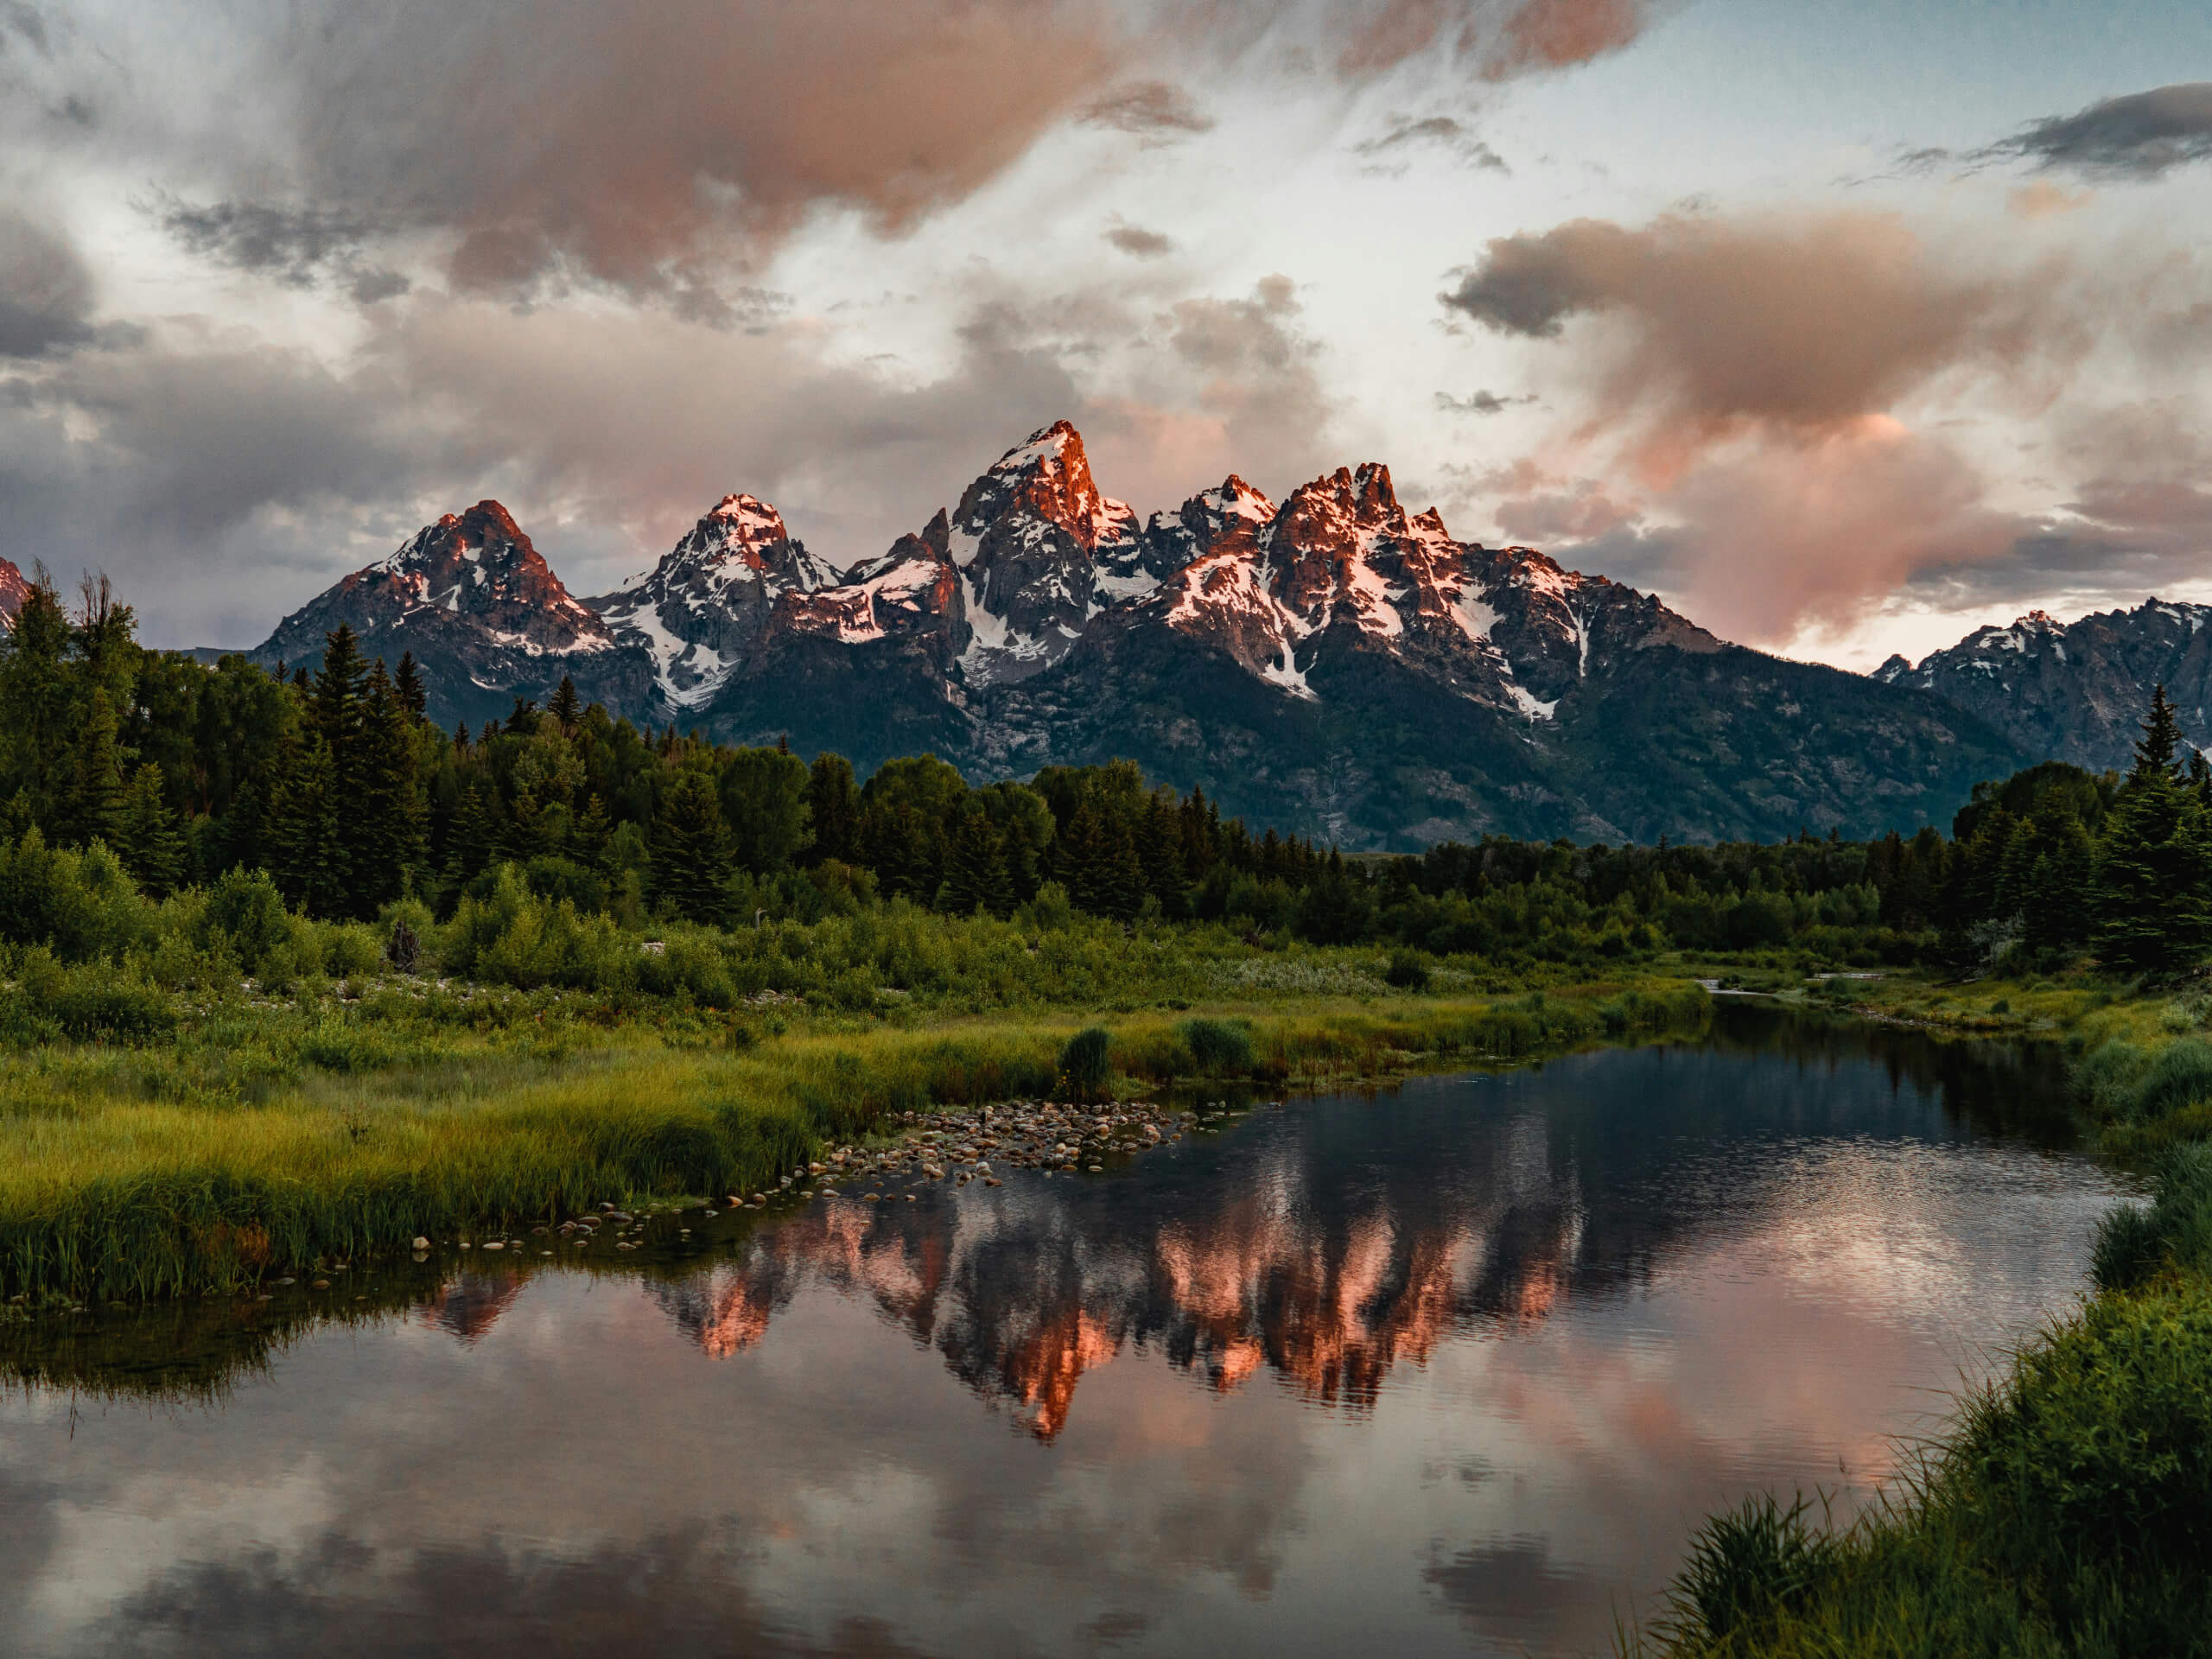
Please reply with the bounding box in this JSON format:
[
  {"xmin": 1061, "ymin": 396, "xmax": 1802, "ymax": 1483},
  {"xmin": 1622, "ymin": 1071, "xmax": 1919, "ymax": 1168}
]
[
  {"xmin": 311, "ymin": 1279, "xmax": 330, "ymax": 1290},
  {"xmin": 411, "ymin": 1236, "xmax": 429, "ymax": 1251}
]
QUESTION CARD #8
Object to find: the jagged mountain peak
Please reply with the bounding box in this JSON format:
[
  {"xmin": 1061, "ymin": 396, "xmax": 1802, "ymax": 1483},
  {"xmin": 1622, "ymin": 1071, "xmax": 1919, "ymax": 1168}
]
[
  {"xmin": 372, "ymin": 500, "xmax": 608, "ymax": 643},
  {"xmin": 588, "ymin": 486, "xmax": 835, "ymax": 710},
  {"xmin": 952, "ymin": 419, "xmax": 1139, "ymax": 556}
]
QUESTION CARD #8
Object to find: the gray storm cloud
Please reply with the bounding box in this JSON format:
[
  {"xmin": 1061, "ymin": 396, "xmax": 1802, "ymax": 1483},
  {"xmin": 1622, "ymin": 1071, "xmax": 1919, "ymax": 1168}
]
[
  {"xmin": 1997, "ymin": 82, "xmax": 2212, "ymax": 179},
  {"xmin": 0, "ymin": 209, "xmax": 96, "ymax": 358}
]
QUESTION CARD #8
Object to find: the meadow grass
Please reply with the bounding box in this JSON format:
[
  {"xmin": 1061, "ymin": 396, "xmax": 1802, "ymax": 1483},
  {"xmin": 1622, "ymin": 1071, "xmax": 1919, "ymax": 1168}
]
[{"xmin": 0, "ymin": 975, "xmax": 1710, "ymax": 1304}]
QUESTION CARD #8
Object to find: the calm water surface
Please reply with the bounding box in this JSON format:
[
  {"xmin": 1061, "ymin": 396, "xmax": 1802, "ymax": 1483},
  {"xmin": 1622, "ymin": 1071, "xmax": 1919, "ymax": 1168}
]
[{"xmin": 1, "ymin": 1009, "xmax": 2131, "ymax": 1656}]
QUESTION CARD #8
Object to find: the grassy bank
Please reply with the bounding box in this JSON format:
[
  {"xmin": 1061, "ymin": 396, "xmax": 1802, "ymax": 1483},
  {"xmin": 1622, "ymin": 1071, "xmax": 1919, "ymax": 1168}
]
[
  {"xmin": 1630, "ymin": 977, "xmax": 2212, "ymax": 1658},
  {"xmin": 0, "ymin": 960, "xmax": 1708, "ymax": 1305}
]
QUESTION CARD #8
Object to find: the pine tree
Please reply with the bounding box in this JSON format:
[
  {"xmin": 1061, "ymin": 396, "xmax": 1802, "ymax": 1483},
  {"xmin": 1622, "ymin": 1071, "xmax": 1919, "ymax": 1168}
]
[
  {"xmin": 63, "ymin": 685, "xmax": 129, "ymax": 849},
  {"xmin": 937, "ymin": 808, "xmax": 1011, "ymax": 916},
  {"xmin": 117, "ymin": 763, "xmax": 185, "ymax": 897},
  {"xmin": 2097, "ymin": 685, "xmax": 2212, "ymax": 975},
  {"xmin": 394, "ymin": 651, "xmax": 429, "ymax": 720},
  {"xmin": 350, "ymin": 661, "xmax": 425, "ymax": 912},
  {"xmin": 2023, "ymin": 815, "xmax": 2096, "ymax": 954},
  {"xmin": 804, "ymin": 753, "xmax": 861, "ymax": 865},
  {"xmin": 572, "ymin": 792, "xmax": 613, "ymax": 870},
  {"xmin": 651, "ymin": 769, "xmax": 732, "ymax": 924},
  {"xmin": 0, "ymin": 570, "xmax": 78, "ymax": 832},
  {"xmin": 549, "ymin": 675, "xmax": 580, "ymax": 735},
  {"xmin": 266, "ymin": 734, "xmax": 350, "ymax": 917},
  {"xmin": 1138, "ymin": 794, "xmax": 1190, "ymax": 918}
]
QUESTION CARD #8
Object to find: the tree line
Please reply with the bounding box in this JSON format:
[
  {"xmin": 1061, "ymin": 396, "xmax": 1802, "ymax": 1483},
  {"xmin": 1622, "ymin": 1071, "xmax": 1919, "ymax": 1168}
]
[{"xmin": 3, "ymin": 563, "xmax": 2208, "ymax": 975}]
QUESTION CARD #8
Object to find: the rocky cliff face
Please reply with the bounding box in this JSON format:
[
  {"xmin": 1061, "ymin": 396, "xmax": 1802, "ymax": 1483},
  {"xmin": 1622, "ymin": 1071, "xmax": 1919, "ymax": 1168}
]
[
  {"xmin": 0, "ymin": 555, "xmax": 28, "ymax": 625},
  {"xmin": 1878, "ymin": 600, "xmax": 2212, "ymax": 771},
  {"xmin": 251, "ymin": 425, "xmax": 2026, "ymax": 842},
  {"xmin": 585, "ymin": 493, "xmax": 833, "ymax": 711},
  {"xmin": 253, "ymin": 501, "xmax": 656, "ymax": 728}
]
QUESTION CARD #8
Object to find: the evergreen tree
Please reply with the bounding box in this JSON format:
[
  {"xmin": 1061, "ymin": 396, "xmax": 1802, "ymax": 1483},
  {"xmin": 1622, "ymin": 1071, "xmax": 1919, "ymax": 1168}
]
[
  {"xmin": 548, "ymin": 675, "xmax": 580, "ymax": 735},
  {"xmin": 651, "ymin": 769, "xmax": 732, "ymax": 924},
  {"xmin": 2023, "ymin": 815, "xmax": 2096, "ymax": 954},
  {"xmin": 804, "ymin": 753, "xmax": 861, "ymax": 864},
  {"xmin": 395, "ymin": 652, "xmax": 429, "ymax": 720},
  {"xmin": 267, "ymin": 734, "xmax": 350, "ymax": 917},
  {"xmin": 63, "ymin": 685, "xmax": 129, "ymax": 849},
  {"xmin": 117, "ymin": 762, "xmax": 185, "ymax": 897},
  {"xmin": 721, "ymin": 745, "xmax": 810, "ymax": 874},
  {"xmin": 445, "ymin": 776, "xmax": 504, "ymax": 887},
  {"xmin": 1139, "ymin": 794, "xmax": 1190, "ymax": 918},
  {"xmin": 0, "ymin": 571, "xmax": 80, "ymax": 831},
  {"xmin": 351, "ymin": 661, "xmax": 426, "ymax": 912},
  {"xmin": 572, "ymin": 792, "xmax": 613, "ymax": 870},
  {"xmin": 2097, "ymin": 685, "xmax": 2212, "ymax": 975},
  {"xmin": 937, "ymin": 807, "xmax": 1011, "ymax": 916}
]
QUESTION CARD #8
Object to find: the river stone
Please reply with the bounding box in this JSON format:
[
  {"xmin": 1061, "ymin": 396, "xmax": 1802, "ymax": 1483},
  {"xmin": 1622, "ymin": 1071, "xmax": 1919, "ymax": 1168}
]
[{"xmin": 411, "ymin": 1236, "xmax": 429, "ymax": 1251}]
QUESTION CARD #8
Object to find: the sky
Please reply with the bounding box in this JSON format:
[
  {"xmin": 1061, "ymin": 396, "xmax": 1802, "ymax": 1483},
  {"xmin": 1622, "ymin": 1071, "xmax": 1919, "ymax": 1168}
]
[{"xmin": 3, "ymin": 0, "xmax": 2211, "ymax": 669}]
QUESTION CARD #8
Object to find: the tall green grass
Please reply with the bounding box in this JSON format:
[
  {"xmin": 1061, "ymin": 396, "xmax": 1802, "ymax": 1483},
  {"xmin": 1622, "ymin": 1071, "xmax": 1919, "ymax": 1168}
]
[{"xmin": 0, "ymin": 981, "xmax": 1711, "ymax": 1303}]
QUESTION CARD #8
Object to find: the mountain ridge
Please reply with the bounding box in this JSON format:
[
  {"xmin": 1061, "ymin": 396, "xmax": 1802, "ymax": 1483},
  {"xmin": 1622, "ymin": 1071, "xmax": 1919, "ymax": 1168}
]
[{"xmin": 237, "ymin": 420, "xmax": 2038, "ymax": 846}]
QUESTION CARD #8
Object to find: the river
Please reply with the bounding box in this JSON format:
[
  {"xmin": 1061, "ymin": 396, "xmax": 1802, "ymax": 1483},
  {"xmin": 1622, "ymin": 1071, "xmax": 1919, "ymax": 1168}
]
[{"xmin": 0, "ymin": 1007, "xmax": 2132, "ymax": 1656}]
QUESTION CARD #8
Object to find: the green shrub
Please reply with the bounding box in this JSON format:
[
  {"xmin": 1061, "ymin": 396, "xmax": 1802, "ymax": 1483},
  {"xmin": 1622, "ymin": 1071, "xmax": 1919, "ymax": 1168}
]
[
  {"xmin": 200, "ymin": 867, "xmax": 292, "ymax": 976},
  {"xmin": 1659, "ymin": 1493, "xmax": 1840, "ymax": 1647},
  {"xmin": 1384, "ymin": 948, "xmax": 1433, "ymax": 991},
  {"xmin": 2095, "ymin": 1145, "xmax": 2212, "ymax": 1290},
  {"xmin": 1179, "ymin": 1016, "xmax": 1254, "ymax": 1075},
  {"xmin": 2126, "ymin": 1038, "xmax": 2212, "ymax": 1123},
  {"xmin": 0, "ymin": 830, "xmax": 150, "ymax": 963},
  {"xmin": 1058, "ymin": 1027, "xmax": 1112, "ymax": 1101}
]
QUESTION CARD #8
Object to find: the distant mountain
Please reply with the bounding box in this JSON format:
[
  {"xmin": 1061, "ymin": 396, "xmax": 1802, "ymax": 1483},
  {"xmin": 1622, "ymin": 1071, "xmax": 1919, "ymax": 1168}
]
[
  {"xmin": 253, "ymin": 501, "xmax": 656, "ymax": 728},
  {"xmin": 248, "ymin": 423, "xmax": 2026, "ymax": 846},
  {"xmin": 1877, "ymin": 600, "xmax": 2212, "ymax": 772},
  {"xmin": 0, "ymin": 555, "xmax": 28, "ymax": 625}
]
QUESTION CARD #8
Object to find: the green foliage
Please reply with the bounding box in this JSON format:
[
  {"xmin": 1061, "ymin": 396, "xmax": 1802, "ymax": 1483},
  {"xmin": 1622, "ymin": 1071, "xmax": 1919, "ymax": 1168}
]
[
  {"xmin": 1058, "ymin": 1026, "xmax": 1113, "ymax": 1101},
  {"xmin": 200, "ymin": 866, "xmax": 291, "ymax": 976},
  {"xmin": 1384, "ymin": 948, "xmax": 1432, "ymax": 990},
  {"xmin": 1179, "ymin": 1017, "xmax": 1254, "ymax": 1075},
  {"xmin": 1659, "ymin": 1494, "xmax": 1840, "ymax": 1648}
]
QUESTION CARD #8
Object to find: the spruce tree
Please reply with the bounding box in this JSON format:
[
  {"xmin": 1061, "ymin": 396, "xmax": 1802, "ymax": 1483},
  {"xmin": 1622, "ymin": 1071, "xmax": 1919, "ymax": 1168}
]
[
  {"xmin": 394, "ymin": 651, "xmax": 429, "ymax": 720},
  {"xmin": 351, "ymin": 661, "xmax": 425, "ymax": 912},
  {"xmin": 0, "ymin": 571, "xmax": 77, "ymax": 831},
  {"xmin": 63, "ymin": 685, "xmax": 129, "ymax": 849},
  {"xmin": 937, "ymin": 808, "xmax": 1010, "ymax": 916},
  {"xmin": 549, "ymin": 675, "xmax": 580, "ymax": 735},
  {"xmin": 804, "ymin": 753, "xmax": 861, "ymax": 865},
  {"xmin": 117, "ymin": 763, "xmax": 185, "ymax": 897},
  {"xmin": 2023, "ymin": 815, "xmax": 2096, "ymax": 954},
  {"xmin": 2097, "ymin": 685, "xmax": 2212, "ymax": 975},
  {"xmin": 267, "ymin": 734, "xmax": 350, "ymax": 918},
  {"xmin": 651, "ymin": 769, "xmax": 732, "ymax": 924}
]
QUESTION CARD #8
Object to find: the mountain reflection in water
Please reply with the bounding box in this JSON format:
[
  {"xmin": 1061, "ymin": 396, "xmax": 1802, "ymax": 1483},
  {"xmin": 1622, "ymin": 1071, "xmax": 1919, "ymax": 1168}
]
[{"xmin": 0, "ymin": 1007, "xmax": 2126, "ymax": 1659}]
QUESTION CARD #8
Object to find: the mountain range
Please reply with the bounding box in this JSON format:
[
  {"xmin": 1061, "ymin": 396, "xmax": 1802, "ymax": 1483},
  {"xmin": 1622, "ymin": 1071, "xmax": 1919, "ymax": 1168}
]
[{"xmin": 3, "ymin": 421, "xmax": 2202, "ymax": 847}]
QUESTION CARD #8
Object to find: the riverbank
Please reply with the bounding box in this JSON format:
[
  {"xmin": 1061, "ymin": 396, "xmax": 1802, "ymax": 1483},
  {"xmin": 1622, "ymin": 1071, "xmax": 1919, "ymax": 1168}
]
[
  {"xmin": 1630, "ymin": 975, "xmax": 2212, "ymax": 1657},
  {"xmin": 0, "ymin": 970, "xmax": 1710, "ymax": 1306}
]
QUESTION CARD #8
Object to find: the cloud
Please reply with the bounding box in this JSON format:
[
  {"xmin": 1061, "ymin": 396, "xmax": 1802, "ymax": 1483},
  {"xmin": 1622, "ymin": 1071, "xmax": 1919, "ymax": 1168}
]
[
  {"xmin": 152, "ymin": 195, "xmax": 413, "ymax": 304},
  {"xmin": 1993, "ymin": 81, "xmax": 2212, "ymax": 180},
  {"xmin": 1080, "ymin": 80, "xmax": 1215, "ymax": 139},
  {"xmin": 1433, "ymin": 207, "xmax": 2212, "ymax": 643},
  {"xmin": 1440, "ymin": 211, "xmax": 2067, "ymax": 478},
  {"xmin": 2006, "ymin": 181, "xmax": 2093, "ymax": 219},
  {"xmin": 1328, "ymin": 0, "xmax": 1655, "ymax": 79},
  {"xmin": 124, "ymin": 0, "xmax": 1131, "ymax": 306},
  {"xmin": 1435, "ymin": 389, "xmax": 1534, "ymax": 415},
  {"xmin": 0, "ymin": 207, "xmax": 95, "ymax": 357},
  {"xmin": 1158, "ymin": 274, "xmax": 1334, "ymax": 478},
  {"xmin": 1355, "ymin": 114, "xmax": 1508, "ymax": 172},
  {"xmin": 1105, "ymin": 222, "xmax": 1177, "ymax": 258}
]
